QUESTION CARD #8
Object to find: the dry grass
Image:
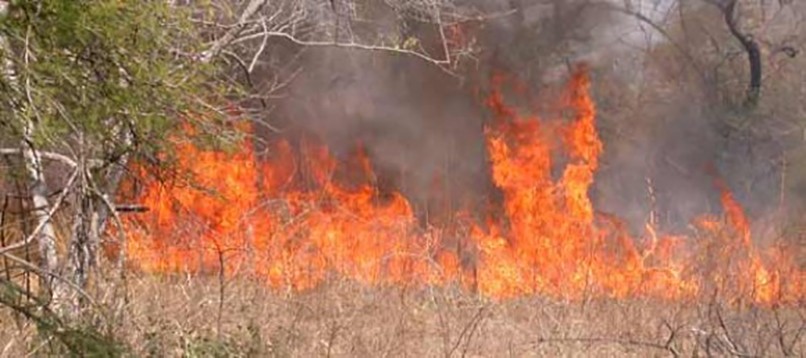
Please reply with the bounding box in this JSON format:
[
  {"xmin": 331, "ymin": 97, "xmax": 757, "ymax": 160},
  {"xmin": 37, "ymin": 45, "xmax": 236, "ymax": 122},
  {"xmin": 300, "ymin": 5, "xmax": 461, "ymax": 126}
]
[{"xmin": 1, "ymin": 272, "xmax": 802, "ymax": 357}]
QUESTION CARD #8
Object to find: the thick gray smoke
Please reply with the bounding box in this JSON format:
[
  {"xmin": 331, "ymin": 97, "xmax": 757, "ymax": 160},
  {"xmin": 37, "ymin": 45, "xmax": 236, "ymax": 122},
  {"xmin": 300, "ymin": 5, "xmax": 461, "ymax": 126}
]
[
  {"xmin": 588, "ymin": 1, "xmax": 806, "ymax": 238},
  {"xmin": 274, "ymin": 48, "xmax": 490, "ymax": 218},
  {"xmin": 259, "ymin": 0, "xmax": 804, "ymax": 235},
  {"xmin": 262, "ymin": 0, "xmax": 621, "ymax": 222}
]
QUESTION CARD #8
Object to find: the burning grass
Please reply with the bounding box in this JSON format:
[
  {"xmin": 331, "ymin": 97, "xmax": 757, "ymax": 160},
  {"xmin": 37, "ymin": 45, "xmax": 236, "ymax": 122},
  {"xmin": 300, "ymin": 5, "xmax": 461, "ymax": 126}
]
[
  {"xmin": 3, "ymin": 66, "xmax": 799, "ymax": 356},
  {"xmin": 120, "ymin": 66, "xmax": 802, "ymax": 306}
]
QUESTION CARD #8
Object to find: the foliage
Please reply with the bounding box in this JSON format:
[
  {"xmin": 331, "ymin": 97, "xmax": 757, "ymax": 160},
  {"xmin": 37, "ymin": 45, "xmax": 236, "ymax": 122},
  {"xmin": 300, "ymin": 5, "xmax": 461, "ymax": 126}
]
[
  {"xmin": 0, "ymin": 279, "xmax": 125, "ymax": 356},
  {"xmin": 0, "ymin": 0, "xmax": 236, "ymax": 353},
  {"xmin": 0, "ymin": 0, "xmax": 229, "ymax": 174}
]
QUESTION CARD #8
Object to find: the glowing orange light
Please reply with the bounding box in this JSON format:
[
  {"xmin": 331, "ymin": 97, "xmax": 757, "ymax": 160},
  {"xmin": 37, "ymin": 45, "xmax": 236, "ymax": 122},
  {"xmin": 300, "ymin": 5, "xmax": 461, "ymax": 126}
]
[{"xmin": 122, "ymin": 66, "xmax": 803, "ymax": 306}]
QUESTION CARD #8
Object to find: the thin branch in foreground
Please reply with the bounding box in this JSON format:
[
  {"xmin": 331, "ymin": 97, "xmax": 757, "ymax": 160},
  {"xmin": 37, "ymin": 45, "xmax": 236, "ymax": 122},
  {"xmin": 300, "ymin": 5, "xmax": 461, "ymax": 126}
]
[
  {"xmin": 0, "ymin": 148, "xmax": 106, "ymax": 169},
  {"xmin": 112, "ymin": 205, "xmax": 149, "ymax": 213},
  {"xmin": 200, "ymin": 0, "xmax": 270, "ymax": 63},
  {"xmin": 0, "ymin": 251, "xmax": 103, "ymax": 315},
  {"xmin": 230, "ymin": 31, "xmax": 454, "ymax": 68},
  {"xmin": 0, "ymin": 169, "xmax": 78, "ymax": 256},
  {"xmin": 532, "ymin": 336, "xmax": 681, "ymax": 356},
  {"xmin": 0, "ymin": 148, "xmax": 77, "ymax": 168}
]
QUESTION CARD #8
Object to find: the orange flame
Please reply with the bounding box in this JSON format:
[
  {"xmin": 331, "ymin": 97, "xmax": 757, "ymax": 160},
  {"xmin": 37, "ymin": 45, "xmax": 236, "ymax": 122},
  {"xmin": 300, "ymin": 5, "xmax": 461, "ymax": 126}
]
[
  {"xmin": 471, "ymin": 67, "xmax": 695, "ymax": 300},
  {"xmin": 122, "ymin": 66, "xmax": 803, "ymax": 306}
]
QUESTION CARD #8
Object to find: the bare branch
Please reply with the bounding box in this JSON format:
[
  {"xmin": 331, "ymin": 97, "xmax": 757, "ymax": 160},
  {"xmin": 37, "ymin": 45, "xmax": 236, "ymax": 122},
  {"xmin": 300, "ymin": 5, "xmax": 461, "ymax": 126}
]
[
  {"xmin": 0, "ymin": 169, "xmax": 78, "ymax": 256},
  {"xmin": 247, "ymin": 17, "xmax": 270, "ymax": 73},
  {"xmin": 533, "ymin": 335, "xmax": 684, "ymax": 355},
  {"xmin": 713, "ymin": 0, "xmax": 762, "ymax": 106},
  {"xmin": 0, "ymin": 148, "xmax": 77, "ymax": 168},
  {"xmin": 0, "ymin": 251, "xmax": 100, "ymax": 310},
  {"xmin": 592, "ymin": 1, "xmax": 703, "ymax": 75},
  {"xmin": 200, "ymin": 0, "xmax": 270, "ymax": 63},
  {"xmin": 231, "ymin": 30, "xmax": 451, "ymax": 66}
]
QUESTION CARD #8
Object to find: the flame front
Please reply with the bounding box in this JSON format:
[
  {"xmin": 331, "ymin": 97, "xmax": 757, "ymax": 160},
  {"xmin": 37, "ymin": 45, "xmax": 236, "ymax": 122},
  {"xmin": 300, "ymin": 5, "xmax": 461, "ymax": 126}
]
[{"xmin": 123, "ymin": 67, "xmax": 803, "ymax": 305}]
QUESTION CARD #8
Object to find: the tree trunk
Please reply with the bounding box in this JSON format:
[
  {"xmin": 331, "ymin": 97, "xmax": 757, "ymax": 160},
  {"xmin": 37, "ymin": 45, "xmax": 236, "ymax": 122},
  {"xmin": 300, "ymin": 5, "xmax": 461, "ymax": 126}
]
[
  {"xmin": 0, "ymin": 2, "xmax": 62, "ymax": 304},
  {"xmin": 21, "ymin": 124, "xmax": 61, "ymax": 293},
  {"xmin": 719, "ymin": 0, "xmax": 763, "ymax": 107}
]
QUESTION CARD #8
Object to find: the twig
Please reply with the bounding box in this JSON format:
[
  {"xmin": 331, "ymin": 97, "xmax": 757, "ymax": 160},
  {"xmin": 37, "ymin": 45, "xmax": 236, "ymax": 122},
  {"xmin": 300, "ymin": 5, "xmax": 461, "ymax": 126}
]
[
  {"xmin": 0, "ymin": 170, "xmax": 78, "ymax": 255},
  {"xmin": 661, "ymin": 320, "xmax": 682, "ymax": 358},
  {"xmin": 247, "ymin": 17, "xmax": 270, "ymax": 73},
  {"xmin": 714, "ymin": 305, "xmax": 756, "ymax": 357},
  {"xmin": 532, "ymin": 336, "xmax": 682, "ymax": 355},
  {"xmin": 592, "ymin": 1, "xmax": 703, "ymax": 76},
  {"xmin": 455, "ymin": 304, "xmax": 488, "ymax": 358},
  {"xmin": 231, "ymin": 31, "xmax": 453, "ymax": 68},
  {"xmin": 0, "ymin": 148, "xmax": 77, "ymax": 168},
  {"xmin": 112, "ymin": 204, "xmax": 149, "ymax": 213},
  {"xmin": 215, "ymin": 242, "xmax": 226, "ymax": 340},
  {"xmin": 1, "ymin": 252, "xmax": 100, "ymax": 310},
  {"xmin": 200, "ymin": 0, "xmax": 270, "ymax": 63}
]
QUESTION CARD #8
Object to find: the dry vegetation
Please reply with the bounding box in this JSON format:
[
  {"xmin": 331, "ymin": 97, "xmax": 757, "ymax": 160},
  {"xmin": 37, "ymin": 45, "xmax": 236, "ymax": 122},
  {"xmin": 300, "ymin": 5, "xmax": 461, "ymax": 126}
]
[
  {"xmin": 1, "ymin": 1, "xmax": 805, "ymax": 356},
  {"xmin": 0, "ymin": 273, "xmax": 801, "ymax": 357}
]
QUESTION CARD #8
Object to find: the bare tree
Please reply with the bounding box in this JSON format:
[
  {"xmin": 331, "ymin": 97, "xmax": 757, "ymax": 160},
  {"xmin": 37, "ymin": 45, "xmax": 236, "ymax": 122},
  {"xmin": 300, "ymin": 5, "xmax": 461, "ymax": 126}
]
[{"xmin": 703, "ymin": 0, "xmax": 764, "ymax": 107}]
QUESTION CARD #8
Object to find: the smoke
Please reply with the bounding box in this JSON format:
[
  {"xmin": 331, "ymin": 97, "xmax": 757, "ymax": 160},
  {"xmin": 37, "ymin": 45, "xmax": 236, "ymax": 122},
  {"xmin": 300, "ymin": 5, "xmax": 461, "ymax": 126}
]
[
  {"xmin": 271, "ymin": 47, "xmax": 490, "ymax": 219},
  {"xmin": 258, "ymin": 0, "xmax": 803, "ymax": 235},
  {"xmin": 591, "ymin": 1, "xmax": 806, "ymax": 238}
]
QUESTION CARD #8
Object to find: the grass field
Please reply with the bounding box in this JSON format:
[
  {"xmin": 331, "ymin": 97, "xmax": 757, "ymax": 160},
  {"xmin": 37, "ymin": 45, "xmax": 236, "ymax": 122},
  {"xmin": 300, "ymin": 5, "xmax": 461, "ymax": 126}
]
[{"xmin": 1, "ymin": 273, "xmax": 801, "ymax": 357}]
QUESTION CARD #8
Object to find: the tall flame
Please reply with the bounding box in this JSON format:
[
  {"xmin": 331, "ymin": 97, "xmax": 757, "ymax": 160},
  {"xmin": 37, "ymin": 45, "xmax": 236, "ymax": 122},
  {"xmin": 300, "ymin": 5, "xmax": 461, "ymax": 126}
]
[
  {"xmin": 122, "ymin": 66, "xmax": 803, "ymax": 306},
  {"xmin": 471, "ymin": 67, "xmax": 694, "ymax": 300}
]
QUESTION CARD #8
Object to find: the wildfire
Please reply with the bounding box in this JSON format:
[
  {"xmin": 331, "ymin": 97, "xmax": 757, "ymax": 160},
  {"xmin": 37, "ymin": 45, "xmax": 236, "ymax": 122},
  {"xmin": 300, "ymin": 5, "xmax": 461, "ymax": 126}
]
[{"xmin": 123, "ymin": 66, "xmax": 803, "ymax": 306}]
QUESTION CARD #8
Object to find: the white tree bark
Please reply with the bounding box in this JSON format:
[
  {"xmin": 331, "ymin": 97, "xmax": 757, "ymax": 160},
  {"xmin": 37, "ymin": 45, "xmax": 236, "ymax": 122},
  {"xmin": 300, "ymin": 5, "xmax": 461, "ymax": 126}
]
[
  {"xmin": 0, "ymin": 1, "xmax": 61, "ymax": 299},
  {"xmin": 20, "ymin": 127, "xmax": 61, "ymax": 286}
]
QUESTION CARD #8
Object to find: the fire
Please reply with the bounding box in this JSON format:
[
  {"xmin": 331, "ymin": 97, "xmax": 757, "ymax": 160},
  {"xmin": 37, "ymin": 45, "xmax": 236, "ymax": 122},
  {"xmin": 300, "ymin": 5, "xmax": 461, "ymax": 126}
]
[
  {"xmin": 126, "ymin": 134, "xmax": 457, "ymax": 290},
  {"xmin": 122, "ymin": 66, "xmax": 803, "ymax": 306},
  {"xmin": 471, "ymin": 67, "xmax": 694, "ymax": 300}
]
